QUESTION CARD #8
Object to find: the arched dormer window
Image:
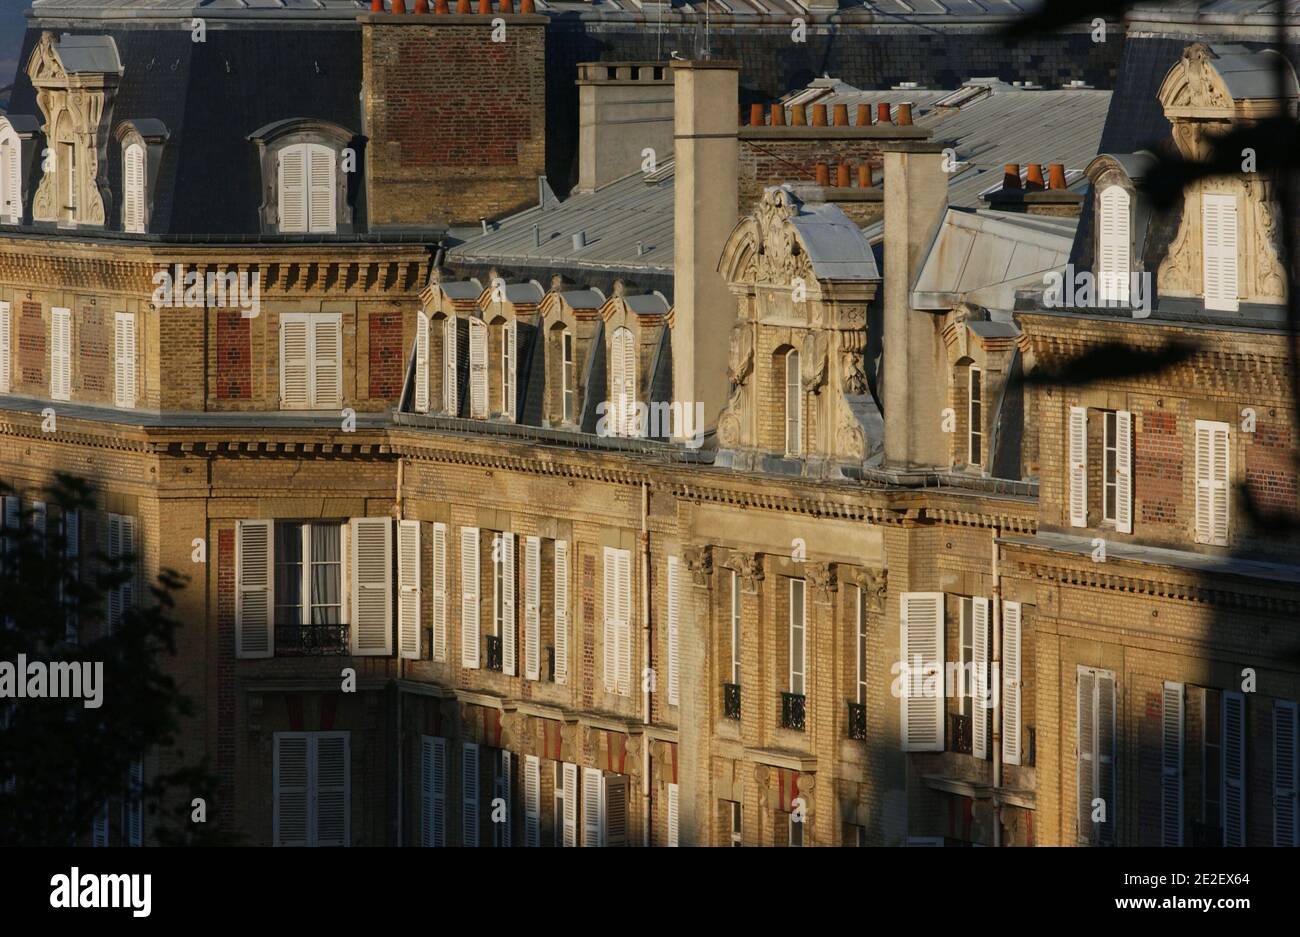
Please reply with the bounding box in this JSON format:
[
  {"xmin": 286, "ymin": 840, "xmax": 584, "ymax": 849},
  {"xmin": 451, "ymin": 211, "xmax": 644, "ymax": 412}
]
[
  {"xmin": 784, "ymin": 348, "xmax": 801, "ymax": 457},
  {"xmin": 114, "ymin": 120, "xmax": 169, "ymax": 235},
  {"xmin": 121, "ymin": 141, "xmax": 145, "ymax": 233},
  {"xmin": 608, "ymin": 326, "xmax": 637, "ymax": 436},
  {"xmin": 1097, "ymin": 185, "xmax": 1131, "ymax": 303},
  {"xmin": 248, "ymin": 120, "xmax": 357, "ymax": 235}
]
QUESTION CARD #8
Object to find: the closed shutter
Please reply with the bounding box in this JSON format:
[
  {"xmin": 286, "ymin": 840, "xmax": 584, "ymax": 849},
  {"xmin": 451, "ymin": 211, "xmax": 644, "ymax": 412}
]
[
  {"xmin": 1161, "ymin": 681, "xmax": 1184, "ymax": 847},
  {"xmin": 397, "ymin": 520, "xmax": 421, "ymax": 660},
  {"xmin": 429, "ymin": 736, "xmax": 447, "ymax": 846},
  {"xmin": 350, "ymin": 517, "xmax": 393, "ymax": 656},
  {"xmin": 1274, "ymin": 700, "xmax": 1298, "ymax": 847},
  {"xmin": 1115, "ymin": 410, "xmax": 1133, "ymax": 534},
  {"xmin": 1077, "ymin": 668, "xmax": 1096, "ymax": 844},
  {"xmin": 280, "ymin": 314, "xmax": 310, "ymax": 408},
  {"xmin": 460, "ymin": 527, "xmax": 480, "ymax": 668},
  {"xmin": 469, "ymin": 319, "xmax": 488, "ymax": 418},
  {"xmin": 307, "ymin": 144, "xmax": 336, "ymax": 234},
  {"xmin": 501, "ymin": 532, "xmax": 516, "ymax": 675},
  {"xmin": 972, "ymin": 597, "xmax": 990, "ymax": 760},
  {"xmin": 582, "ymin": 767, "xmax": 603, "ymax": 846},
  {"xmin": 0, "ymin": 301, "xmax": 11, "ymax": 393},
  {"xmin": 0, "ymin": 131, "xmax": 19, "ymax": 222},
  {"xmin": 1194, "ymin": 420, "xmax": 1230, "ymax": 547},
  {"xmin": 1, "ymin": 495, "xmax": 16, "ymax": 630},
  {"xmin": 1068, "ymin": 406, "xmax": 1087, "ymax": 527},
  {"xmin": 1202, "ymin": 192, "xmax": 1239, "ymax": 312},
  {"xmin": 50, "ymin": 307, "xmax": 71, "ymax": 401},
  {"xmin": 497, "ymin": 750, "xmax": 513, "ymax": 847},
  {"xmin": 621, "ymin": 330, "xmax": 637, "ymax": 434},
  {"xmin": 443, "ymin": 315, "xmax": 458, "ymax": 414},
  {"xmin": 274, "ymin": 733, "xmax": 309, "ymax": 846},
  {"xmin": 278, "ymin": 144, "xmax": 307, "ymax": 233},
  {"xmin": 616, "ymin": 549, "xmax": 633, "ymax": 695},
  {"xmin": 667, "ymin": 782, "xmax": 679, "ymax": 847},
  {"xmin": 314, "ymin": 733, "xmax": 349, "ymax": 847},
  {"xmin": 604, "ymin": 774, "xmax": 627, "ymax": 847},
  {"xmin": 126, "ymin": 757, "xmax": 144, "ymax": 846},
  {"xmin": 420, "ymin": 736, "xmax": 436, "ymax": 847},
  {"xmin": 524, "ymin": 754, "xmax": 541, "ymax": 847},
  {"xmin": 1223, "ymin": 691, "xmax": 1246, "ymax": 846},
  {"xmin": 603, "ymin": 547, "xmax": 618, "ymax": 692},
  {"xmin": 666, "ymin": 555, "xmax": 680, "ymax": 706},
  {"xmin": 431, "ymin": 522, "xmax": 448, "ymax": 661},
  {"xmin": 235, "ymin": 520, "xmax": 274, "ymax": 658},
  {"xmin": 114, "ymin": 312, "xmax": 136, "ymax": 408},
  {"xmin": 462, "ymin": 742, "xmax": 480, "ymax": 847},
  {"xmin": 561, "ymin": 762, "xmax": 578, "ymax": 847},
  {"xmin": 504, "ymin": 319, "xmax": 517, "ymax": 421},
  {"xmin": 900, "ymin": 592, "xmax": 944, "ymax": 752},
  {"xmin": 1002, "ymin": 601, "xmax": 1022, "ymax": 766},
  {"xmin": 31, "ymin": 500, "xmax": 45, "ymax": 549},
  {"xmin": 554, "ymin": 540, "xmax": 569, "ymax": 684},
  {"xmin": 414, "ymin": 312, "xmax": 429, "ymax": 412},
  {"xmin": 609, "ymin": 329, "xmax": 625, "ymax": 435},
  {"xmin": 311, "ymin": 314, "xmax": 342, "ymax": 408},
  {"xmin": 524, "ymin": 536, "xmax": 540, "ymax": 680},
  {"xmin": 123, "ymin": 142, "xmax": 145, "ymax": 233},
  {"xmin": 1097, "ymin": 185, "xmax": 1130, "ymax": 303}
]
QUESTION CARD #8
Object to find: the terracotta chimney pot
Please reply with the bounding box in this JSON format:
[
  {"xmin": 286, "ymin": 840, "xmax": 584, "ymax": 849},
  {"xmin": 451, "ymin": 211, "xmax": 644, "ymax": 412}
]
[
  {"xmin": 371, "ymin": 0, "xmax": 385, "ymax": 11},
  {"xmin": 520, "ymin": 0, "xmax": 535, "ymax": 10},
  {"xmin": 858, "ymin": 163, "xmax": 872, "ymax": 187},
  {"xmin": 832, "ymin": 103, "xmax": 849, "ymax": 127},
  {"xmin": 812, "ymin": 103, "xmax": 828, "ymax": 127},
  {"xmin": 1025, "ymin": 163, "xmax": 1045, "ymax": 190},
  {"xmin": 414, "ymin": 0, "xmax": 429, "ymax": 11},
  {"xmin": 836, "ymin": 163, "xmax": 850, "ymax": 187},
  {"xmin": 477, "ymin": 0, "xmax": 492, "ymax": 13},
  {"xmin": 856, "ymin": 104, "xmax": 871, "ymax": 126},
  {"xmin": 750, "ymin": 103, "xmax": 766, "ymax": 127},
  {"xmin": 876, "ymin": 102, "xmax": 891, "ymax": 124},
  {"xmin": 435, "ymin": 0, "xmax": 450, "ymax": 10},
  {"xmin": 456, "ymin": 0, "xmax": 470, "ymax": 11},
  {"xmin": 896, "ymin": 102, "xmax": 913, "ymax": 126},
  {"xmin": 770, "ymin": 104, "xmax": 786, "ymax": 126},
  {"xmin": 1003, "ymin": 163, "xmax": 1022, "ymax": 189},
  {"xmin": 391, "ymin": 0, "xmax": 406, "ymax": 11},
  {"xmin": 498, "ymin": 0, "xmax": 513, "ymax": 12},
  {"xmin": 790, "ymin": 104, "xmax": 807, "ymax": 126},
  {"xmin": 1048, "ymin": 162, "xmax": 1068, "ymax": 190},
  {"xmin": 815, "ymin": 162, "xmax": 830, "ymax": 187}
]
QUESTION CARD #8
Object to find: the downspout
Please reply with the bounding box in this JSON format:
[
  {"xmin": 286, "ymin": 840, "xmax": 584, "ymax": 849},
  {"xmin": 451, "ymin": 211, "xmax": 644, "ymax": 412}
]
[
  {"xmin": 640, "ymin": 481, "xmax": 652, "ymax": 847},
  {"xmin": 395, "ymin": 455, "xmax": 405, "ymax": 846},
  {"xmin": 991, "ymin": 524, "xmax": 1002, "ymax": 847}
]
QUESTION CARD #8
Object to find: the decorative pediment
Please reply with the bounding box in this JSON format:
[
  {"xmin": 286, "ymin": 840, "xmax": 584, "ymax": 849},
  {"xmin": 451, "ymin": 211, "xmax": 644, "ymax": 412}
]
[
  {"xmin": 26, "ymin": 32, "xmax": 65, "ymax": 84},
  {"xmin": 719, "ymin": 187, "xmax": 815, "ymax": 288},
  {"xmin": 1159, "ymin": 42, "xmax": 1298, "ymax": 143}
]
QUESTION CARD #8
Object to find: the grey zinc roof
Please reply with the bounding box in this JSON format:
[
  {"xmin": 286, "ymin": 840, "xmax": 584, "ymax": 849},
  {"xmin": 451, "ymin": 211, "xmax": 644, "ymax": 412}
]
[
  {"xmin": 1205, "ymin": 45, "xmax": 1299, "ymax": 99},
  {"xmin": 1, "ymin": 114, "xmax": 41, "ymax": 134},
  {"xmin": 54, "ymin": 34, "xmax": 123, "ymax": 74},
  {"xmin": 560, "ymin": 288, "xmax": 606, "ymax": 309},
  {"xmin": 624, "ymin": 292, "xmax": 669, "ymax": 315},
  {"xmin": 784, "ymin": 193, "xmax": 880, "ymax": 281},
  {"xmin": 436, "ymin": 279, "xmax": 483, "ymax": 300}
]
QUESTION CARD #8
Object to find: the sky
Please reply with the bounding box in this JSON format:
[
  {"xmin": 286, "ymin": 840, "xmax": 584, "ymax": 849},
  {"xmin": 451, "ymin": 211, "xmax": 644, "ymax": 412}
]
[{"xmin": 0, "ymin": 0, "xmax": 29, "ymax": 98}]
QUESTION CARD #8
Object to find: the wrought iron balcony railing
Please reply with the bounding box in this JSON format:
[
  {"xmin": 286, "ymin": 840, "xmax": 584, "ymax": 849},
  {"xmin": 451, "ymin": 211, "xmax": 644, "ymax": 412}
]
[
  {"xmin": 546, "ymin": 645, "xmax": 556, "ymax": 682},
  {"xmin": 274, "ymin": 621, "xmax": 350, "ymax": 656},
  {"xmin": 780, "ymin": 692, "xmax": 806, "ymax": 731},
  {"xmin": 486, "ymin": 635, "xmax": 503, "ymax": 671},
  {"xmin": 847, "ymin": 701, "xmax": 866, "ymax": 740},
  {"xmin": 723, "ymin": 683, "xmax": 741, "ymax": 720},
  {"xmin": 950, "ymin": 713, "xmax": 972, "ymax": 755}
]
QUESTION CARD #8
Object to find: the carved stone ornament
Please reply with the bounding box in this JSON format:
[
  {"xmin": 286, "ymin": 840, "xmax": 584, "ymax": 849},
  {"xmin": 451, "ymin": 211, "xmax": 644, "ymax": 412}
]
[
  {"xmin": 731, "ymin": 552, "xmax": 765, "ymax": 592},
  {"xmin": 753, "ymin": 187, "xmax": 814, "ymax": 285},
  {"xmin": 806, "ymin": 562, "xmax": 838, "ymax": 602},
  {"xmin": 801, "ymin": 331, "xmax": 829, "ymax": 395}
]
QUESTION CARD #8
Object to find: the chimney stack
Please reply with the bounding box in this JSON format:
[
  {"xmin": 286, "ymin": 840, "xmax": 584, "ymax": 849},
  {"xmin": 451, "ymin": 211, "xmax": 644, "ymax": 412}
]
[{"xmin": 577, "ymin": 62, "xmax": 675, "ymax": 194}]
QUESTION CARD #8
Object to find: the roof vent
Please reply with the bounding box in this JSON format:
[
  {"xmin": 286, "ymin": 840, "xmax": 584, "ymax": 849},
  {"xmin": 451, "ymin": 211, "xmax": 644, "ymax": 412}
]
[
  {"xmin": 1063, "ymin": 79, "xmax": 1094, "ymax": 89},
  {"xmin": 892, "ymin": 81, "xmax": 926, "ymax": 90},
  {"xmin": 572, "ymin": 231, "xmax": 587, "ymax": 250}
]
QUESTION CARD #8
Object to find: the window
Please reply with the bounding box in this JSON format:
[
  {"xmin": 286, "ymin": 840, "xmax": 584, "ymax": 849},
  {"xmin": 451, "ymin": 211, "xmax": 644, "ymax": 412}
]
[
  {"xmin": 122, "ymin": 141, "xmax": 145, "ymax": 233},
  {"xmin": 274, "ymin": 522, "xmax": 343, "ymax": 628},
  {"xmin": 114, "ymin": 312, "xmax": 136, "ymax": 408},
  {"xmin": 729, "ymin": 569, "xmax": 741, "ymax": 685},
  {"xmin": 1202, "ymin": 192, "xmax": 1238, "ymax": 312},
  {"xmin": 968, "ymin": 366, "xmax": 982, "ymax": 466},
  {"xmin": 279, "ymin": 312, "xmax": 341, "ymax": 409},
  {"xmin": 729, "ymin": 800, "xmax": 742, "ymax": 847},
  {"xmin": 1077, "ymin": 666, "xmax": 1115, "ymax": 846},
  {"xmin": 50, "ymin": 307, "xmax": 71, "ymax": 401},
  {"xmin": 1194, "ymin": 420, "xmax": 1230, "ymax": 546},
  {"xmin": 278, "ymin": 142, "xmax": 336, "ymax": 234},
  {"xmin": 900, "ymin": 592, "xmax": 945, "ymax": 751},
  {"xmin": 581, "ymin": 768, "xmax": 628, "ymax": 847},
  {"xmin": 1097, "ymin": 184, "xmax": 1131, "ymax": 303},
  {"xmin": 1070, "ymin": 407, "xmax": 1132, "ymax": 532},
  {"xmin": 273, "ymin": 731, "xmax": 350, "ymax": 847},
  {"xmin": 0, "ymin": 122, "xmax": 20, "ymax": 224},
  {"xmin": 420, "ymin": 735, "xmax": 447, "ymax": 847},
  {"xmin": 609, "ymin": 327, "xmax": 637, "ymax": 436},
  {"xmin": 784, "ymin": 349, "xmax": 801, "ymax": 456},
  {"xmin": 1103, "ymin": 410, "xmax": 1118, "ymax": 522},
  {"xmin": 562, "ymin": 330, "xmax": 575, "ymax": 424},
  {"xmin": 789, "ymin": 578, "xmax": 805, "ymax": 697},
  {"xmin": 602, "ymin": 547, "xmax": 632, "ymax": 695},
  {"xmin": 855, "ymin": 585, "xmax": 866, "ymax": 707},
  {"xmin": 958, "ymin": 597, "xmax": 973, "ymax": 717}
]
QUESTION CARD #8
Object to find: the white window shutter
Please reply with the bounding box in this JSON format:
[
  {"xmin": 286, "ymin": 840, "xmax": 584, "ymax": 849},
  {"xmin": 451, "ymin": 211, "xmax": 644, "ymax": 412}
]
[
  {"xmin": 415, "ymin": 312, "xmax": 429, "ymax": 413},
  {"xmin": 397, "ymin": 520, "xmax": 421, "ymax": 660},
  {"xmin": 51, "ymin": 307, "xmax": 71, "ymax": 401},
  {"xmin": 469, "ymin": 319, "xmax": 488, "ymax": 418},
  {"xmin": 554, "ymin": 540, "xmax": 569, "ymax": 685},
  {"xmin": 313, "ymin": 733, "xmax": 350, "ymax": 847},
  {"xmin": 971, "ymin": 597, "xmax": 990, "ymax": 760},
  {"xmin": 1097, "ymin": 672, "xmax": 1116, "ymax": 845},
  {"xmin": 280, "ymin": 314, "xmax": 310, "ymax": 408},
  {"xmin": 462, "ymin": 742, "xmax": 480, "ymax": 847},
  {"xmin": 1274, "ymin": 700, "xmax": 1298, "ymax": 847},
  {"xmin": 900, "ymin": 592, "xmax": 944, "ymax": 752},
  {"xmin": 114, "ymin": 312, "xmax": 136, "ymax": 409},
  {"xmin": 432, "ymin": 522, "xmax": 448, "ymax": 662},
  {"xmin": 278, "ymin": 144, "xmax": 307, "ymax": 233},
  {"xmin": 500, "ymin": 532, "xmax": 517, "ymax": 676},
  {"xmin": 666, "ymin": 555, "xmax": 680, "ymax": 706},
  {"xmin": 1077, "ymin": 668, "xmax": 1095, "ymax": 844},
  {"xmin": 123, "ymin": 142, "xmax": 145, "ymax": 233},
  {"xmin": 0, "ymin": 301, "xmax": 11, "ymax": 393},
  {"xmin": 617, "ymin": 550, "xmax": 632, "ymax": 695},
  {"xmin": 0, "ymin": 129, "xmax": 20, "ymax": 223},
  {"xmin": 1223, "ymin": 690, "xmax": 1246, "ymax": 846},
  {"xmin": 1212, "ymin": 423, "xmax": 1230, "ymax": 546},
  {"xmin": 274, "ymin": 733, "xmax": 309, "ymax": 846},
  {"xmin": 1002, "ymin": 600, "xmax": 1022, "ymax": 766},
  {"xmin": 561, "ymin": 762, "xmax": 578, "ymax": 847},
  {"xmin": 1161, "ymin": 681, "xmax": 1184, "ymax": 847},
  {"xmin": 1115, "ymin": 410, "xmax": 1133, "ymax": 534},
  {"xmin": 460, "ymin": 527, "xmax": 480, "ymax": 668},
  {"xmin": 609, "ymin": 329, "xmax": 625, "ymax": 435},
  {"xmin": 236, "ymin": 520, "xmax": 274, "ymax": 658},
  {"xmin": 1202, "ymin": 192, "xmax": 1239, "ymax": 312},
  {"xmin": 602, "ymin": 547, "xmax": 617, "ymax": 692},
  {"xmin": 524, "ymin": 536, "xmax": 540, "ymax": 680},
  {"xmin": 443, "ymin": 315, "xmax": 458, "ymax": 415},
  {"xmin": 420, "ymin": 736, "xmax": 436, "ymax": 847},
  {"xmin": 430, "ymin": 736, "xmax": 447, "ymax": 846},
  {"xmin": 350, "ymin": 517, "xmax": 393, "ymax": 656},
  {"xmin": 504, "ymin": 319, "xmax": 517, "ymax": 421},
  {"xmin": 1195, "ymin": 420, "xmax": 1230, "ymax": 546},
  {"xmin": 582, "ymin": 767, "xmax": 603, "ymax": 847},
  {"xmin": 311, "ymin": 314, "xmax": 342, "ymax": 408},
  {"xmin": 524, "ymin": 754, "xmax": 541, "ymax": 847},
  {"xmin": 498, "ymin": 750, "xmax": 513, "ymax": 847},
  {"xmin": 1068, "ymin": 406, "xmax": 1087, "ymax": 527},
  {"xmin": 604, "ymin": 774, "xmax": 627, "ymax": 847},
  {"xmin": 307, "ymin": 144, "xmax": 337, "ymax": 234},
  {"xmin": 1097, "ymin": 185, "xmax": 1130, "ymax": 303},
  {"xmin": 667, "ymin": 782, "xmax": 679, "ymax": 847}
]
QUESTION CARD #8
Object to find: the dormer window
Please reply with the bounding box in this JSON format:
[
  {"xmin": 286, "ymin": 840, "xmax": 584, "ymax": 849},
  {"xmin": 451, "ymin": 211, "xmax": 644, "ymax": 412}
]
[
  {"xmin": 0, "ymin": 123, "xmax": 20, "ymax": 224},
  {"xmin": 1201, "ymin": 193, "xmax": 1239, "ymax": 312},
  {"xmin": 121, "ymin": 141, "xmax": 145, "ymax": 233},
  {"xmin": 1097, "ymin": 185, "xmax": 1130, "ymax": 303},
  {"xmin": 249, "ymin": 120, "xmax": 356, "ymax": 235},
  {"xmin": 278, "ymin": 143, "xmax": 336, "ymax": 234}
]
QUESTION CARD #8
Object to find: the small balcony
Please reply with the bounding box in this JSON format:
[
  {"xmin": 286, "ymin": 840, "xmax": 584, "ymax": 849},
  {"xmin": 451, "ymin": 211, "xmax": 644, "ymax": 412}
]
[
  {"xmin": 274, "ymin": 621, "xmax": 350, "ymax": 656},
  {"xmin": 486, "ymin": 635, "xmax": 503, "ymax": 672},
  {"xmin": 949, "ymin": 713, "xmax": 972, "ymax": 755},
  {"xmin": 723, "ymin": 683, "xmax": 741, "ymax": 720},
  {"xmin": 847, "ymin": 701, "xmax": 866, "ymax": 741},
  {"xmin": 780, "ymin": 692, "xmax": 806, "ymax": 732}
]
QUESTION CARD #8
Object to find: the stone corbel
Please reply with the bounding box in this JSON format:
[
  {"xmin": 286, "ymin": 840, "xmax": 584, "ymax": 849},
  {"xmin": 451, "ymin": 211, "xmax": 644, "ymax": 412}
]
[
  {"xmin": 682, "ymin": 544, "xmax": 714, "ymax": 587},
  {"xmin": 731, "ymin": 551, "xmax": 765, "ymax": 593},
  {"xmin": 806, "ymin": 562, "xmax": 838, "ymax": 604}
]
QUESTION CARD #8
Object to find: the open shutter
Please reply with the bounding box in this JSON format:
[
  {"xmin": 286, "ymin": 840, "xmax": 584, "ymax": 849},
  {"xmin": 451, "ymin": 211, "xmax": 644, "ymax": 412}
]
[
  {"xmin": 608, "ymin": 330, "xmax": 625, "ymax": 435},
  {"xmin": 461, "ymin": 742, "xmax": 480, "ymax": 847},
  {"xmin": 1077, "ymin": 668, "xmax": 1096, "ymax": 844},
  {"xmin": 461, "ymin": 527, "xmax": 480, "ymax": 668},
  {"xmin": 430, "ymin": 736, "xmax": 447, "ymax": 846},
  {"xmin": 622, "ymin": 329, "xmax": 637, "ymax": 433},
  {"xmin": 667, "ymin": 782, "xmax": 679, "ymax": 847},
  {"xmin": 602, "ymin": 547, "xmax": 617, "ymax": 692},
  {"xmin": 604, "ymin": 774, "xmax": 627, "ymax": 847},
  {"xmin": 469, "ymin": 319, "xmax": 488, "ymax": 418},
  {"xmin": 51, "ymin": 307, "xmax": 71, "ymax": 400},
  {"xmin": 306, "ymin": 144, "xmax": 336, "ymax": 234},
  {"xmin": 1223, "ymin": 690, "xmax": 1246, "ymax": 846},
  {"xmin": 280, "ymin": 314, "xmax": 310, "ymax": 408},
  {"xmin": 554, "ymin": 540, "xmax": 569, "ymax": 684},
  {"xmin": 501, "ymin": 532, "xmax": 516, "ymax": 676},
  {"xmin": 0, "ymin": 301, "xmax": 11, "ymax": 393},
  {"xmin": 900, "ymin": 592, "xmax": 944, "ymax": 752},
  {"xmin": 278, "ymin": 144, "xmax": 306, "ymax": 233},
  {"xmin": 505, "ymin": 319, "xmax": 517, "ymax": 421},
  {"xmin": 617, "ymin": 550, "xmax": 632, "ymax": 696},
  {"xmin": 314, "ymin": 733, "xmax": 349, "ymax": 847},
  {"xmin": 582, "ymin": 767, "xmax": 603, "ymax": 846},
  {"xmin": 1274, "ymin": 701, "xmax": 1298, "ymax": 847},
  {"xmin": 236, "ymin": 520, "xmax": 274, "ymax": 658},
  {"xmin": 1202, "ymin": 193, "xmax": 1239, "ymax": 312},
  {"xmin": 0, "ymin": 132, "xmax": 20, "ymax": 222},
  {"xmin": 311, "ymin": 314, "xmax": 342, "ymax": 408},
  {"xmin": 443, "ymin": 316, "xmax": 458, "ymax": 414},
  {"xmin": 1161, "ymin": 681, "xmax": 1184, "ymax": 847},
  {"xmin": 123, "ymin": 142, "xmax": 145, "ymax": 233},
  {"xmin": 1097, "ymin": 672, "xmax": 1116, "ymax": 845},
  {"xmin": 397, "ymin": 520, "xmax": 421, "ymax": 660},
  {"xmin": 524, "ymin": 536, "xmax": 540, "ymax": 680},
  {"xmin": 420, "ymin": 736, "xmax": 436, "ymax": 847},
  {"xmin": 414, "ymin": 312, "xmax": 430, "ymax": 412},
  {"xmin": 350, "ymin": 517, "xmax": 393, "ymax": 656},
  {"xmin": 1115, "ymin": 410, "xmax": 1133, "ymax": 534},
  {"xmin": 274, "ymin": 734, "xmax": 309, "ymax": 846},
  {"xmin": 114, "ymin": 312, "xmax": 136, "ymax": 408},
  {"xmin": 524, "ymin": 754, "xmax": 541, "ymax": 847},
  {"xmin": 1002, "ymin": 601, "xmax": 1022, "ymax": 765},
  {"xmin": 971, "ymin": 597, "xmax": 990, "ymax": 760},
  {"xmin": 432, "ymin": 522, "xmax": 448, "ymax": 661},
  {"xmin": 1068, "ymin": 406, "xmax": 1087, "ymax": 527},
  {"xmin": 561, "ymin": 763, "xmax": 578, "ymax": 847},
  {"xmin": 667, "ymin": 555, "xmax": 680, "ymax": 706}
]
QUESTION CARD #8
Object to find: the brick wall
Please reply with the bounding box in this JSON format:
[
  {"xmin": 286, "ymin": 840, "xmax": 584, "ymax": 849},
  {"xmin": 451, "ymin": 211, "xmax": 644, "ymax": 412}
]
[
  {"xmin": 18, "ymin": 300, "xmax": 44, "ymax": 387},
  {"xmin": 216, "ymin": 312, "xmax": 252, "ymax": 400},
  {"xmin": 1246, "ymin": 419, "xmax": 1297, "ymax": 513},
  {"xmin": 77, "ymin": 303, "xmax": 110, "ymax": 399},
  {"xmin": 739, "ymin": 135, "xmax": 888, "ymax": 213},
  {"xmin": 368, "ymin": 310, "xmax": 404, "ymax": 399},
  {"xmin": 1135, "ymin": 408, "xmax": 1182, "ymax": 529}
]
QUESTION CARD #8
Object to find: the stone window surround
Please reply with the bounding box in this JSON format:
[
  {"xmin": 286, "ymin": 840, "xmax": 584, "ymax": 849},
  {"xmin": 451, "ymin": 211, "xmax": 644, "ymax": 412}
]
[{"xmin": 248, "ymin": 118, "xmax": 361, "ymax": 235}]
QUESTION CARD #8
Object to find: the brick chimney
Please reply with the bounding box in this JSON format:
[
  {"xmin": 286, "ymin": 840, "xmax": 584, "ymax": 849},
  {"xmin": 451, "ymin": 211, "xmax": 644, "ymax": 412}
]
[
  {"xmin": 577, "ymin": 62, "xmax": 673, "ymax": 194},
  {"xmin": 360, "ymin": 10, "xmax": 547, "ymax": 229},
  {"xmin": 673, "ymin": 60, "xmax": 739, "ymax": 436}
]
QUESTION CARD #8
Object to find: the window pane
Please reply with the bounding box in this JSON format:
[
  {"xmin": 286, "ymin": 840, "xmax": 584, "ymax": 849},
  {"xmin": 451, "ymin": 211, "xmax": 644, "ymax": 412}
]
[
  {"xmin": 309, "ymin": 523, "xmax": 342, "ymax": 625},
  {"xmin": 275, "ymin": 523, "xmax": 304, "ymax": 622}
]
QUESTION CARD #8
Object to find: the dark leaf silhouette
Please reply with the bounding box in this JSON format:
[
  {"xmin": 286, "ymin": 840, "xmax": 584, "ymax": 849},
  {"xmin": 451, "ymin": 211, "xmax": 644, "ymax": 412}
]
[
  {"xmin": 1002, "ymin": 0, "xmax": 1147, "ymax": 39},
  {"xmin": 1020, "ymin": 338, "xmax": 1200, "ymax": 386}
]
